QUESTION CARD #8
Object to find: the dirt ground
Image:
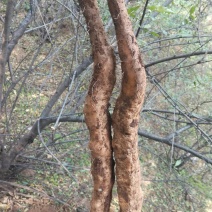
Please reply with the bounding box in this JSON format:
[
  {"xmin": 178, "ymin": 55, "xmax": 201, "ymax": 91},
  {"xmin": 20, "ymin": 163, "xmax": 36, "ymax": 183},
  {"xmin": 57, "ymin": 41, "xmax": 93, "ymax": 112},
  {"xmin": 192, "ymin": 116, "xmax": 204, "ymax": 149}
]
[
  {"xmin": 0, "ymin": 169, "xmax": 90, "ymax": 212},
  {"xmin": 0, "ymin": 192, "xmax": 70, "ymax": 212},
  {"xmin": 0, "ymin": 194, "xmax": 90, "ymax": 212}
]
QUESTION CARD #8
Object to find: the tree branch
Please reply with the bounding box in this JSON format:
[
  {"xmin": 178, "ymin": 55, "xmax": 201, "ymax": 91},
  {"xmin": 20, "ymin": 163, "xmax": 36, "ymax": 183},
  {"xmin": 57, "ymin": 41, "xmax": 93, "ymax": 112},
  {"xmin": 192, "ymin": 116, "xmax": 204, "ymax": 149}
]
[
  {"xmin": 24, "ymin": 113, "xmax": 212, "ymax": 165},
  {"xmin": 40, "ymin": 56, "xmax": 92, "ymax": 118},
  {"xmin": 138, "ymin": 130, "xmax": 212, "ymax": 165},
  {"xmin": 0, "ymin": 0, "xmax": 15, "ymax": 110},
  {"xmin": 135, "ymin": 0, "xmax": 150, "ymax": 37},
  {"xmin": 7, "ymin": 3, "xmax": 36, "ymax": 60},
  {"xmin": 37, "ymin": 115, "xmax": 212, "ymax": 167},
  {"xmin": 145, "ymin": 50, "xmax": 212, "ymax": 68},
  {"xmin": 2, "ymin": 57, "xmax": 92, "ymax": 171}
]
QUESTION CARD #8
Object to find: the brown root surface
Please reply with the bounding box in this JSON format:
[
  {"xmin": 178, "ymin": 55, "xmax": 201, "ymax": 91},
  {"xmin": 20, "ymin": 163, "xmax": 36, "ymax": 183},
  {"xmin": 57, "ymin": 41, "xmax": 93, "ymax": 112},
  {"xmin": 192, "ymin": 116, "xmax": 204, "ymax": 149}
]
[
  {"xmin": 78, "ymin": 0, "xmax": 116, "ymax": 211},
  {"xmin": 108, "ymin": 0, "xmax": 147, "ymax": 211}
]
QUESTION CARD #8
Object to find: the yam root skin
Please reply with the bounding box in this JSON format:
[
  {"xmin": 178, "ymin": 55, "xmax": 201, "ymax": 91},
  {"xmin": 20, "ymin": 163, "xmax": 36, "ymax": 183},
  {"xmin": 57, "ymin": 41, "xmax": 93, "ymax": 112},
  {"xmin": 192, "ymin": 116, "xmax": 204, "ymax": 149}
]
[
  {"xmin": 108, "ymin": 0, "xmax": 146, "ymax": 211},
  {"xmin": 78, "ymin": 0, "xmax": 116, "ymax": 211}
]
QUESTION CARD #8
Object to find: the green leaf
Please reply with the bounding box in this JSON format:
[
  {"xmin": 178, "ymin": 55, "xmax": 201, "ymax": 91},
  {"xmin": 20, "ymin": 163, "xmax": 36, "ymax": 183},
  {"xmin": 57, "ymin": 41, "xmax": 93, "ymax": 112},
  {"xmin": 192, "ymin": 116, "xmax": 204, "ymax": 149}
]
[
  {"xmin": 148, "ymin": 5, "xmax": 174, "ymax": 14},
  {"xmin": 150, "ymin": 31, "xmax": 160, "ymax": 37},
  {"xmin": 189, "ymin": 5, "xmax": 197, "ymax": 20},
  {"xmin": 142, "ymin": 28, "xmax": 149, "ymax": 33},
  {"xmin": 175, "ymin": 159, "xmax": 182, "ymax": 167},
  {"xmin": 24, "ymin": 2, "xmax": 30, "ymax": 11},
  {"xmin": 190, "ymin": 5, "xmax": 197, "ymax": 16},
  {"xmin": 127, "ymin": 5, "xmax": 140, "ymax": 18},
  {"xmin": 55, "ymin": 133, "xmax": 61, "ymax": 139},
  {"xmin": 183, "ymin": 18, "xmax": 189, "ymax": 24}
]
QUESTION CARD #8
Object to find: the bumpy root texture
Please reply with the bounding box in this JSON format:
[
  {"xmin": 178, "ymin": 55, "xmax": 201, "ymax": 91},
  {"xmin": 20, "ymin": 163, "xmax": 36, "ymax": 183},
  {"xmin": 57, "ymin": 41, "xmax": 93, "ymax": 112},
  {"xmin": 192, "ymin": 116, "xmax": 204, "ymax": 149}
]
[
  {"xmin": 108, "ymin": 0, "xmax": 147, "ymax": 211},
  {"xmin": 78, "ymin": 0, "xmax": 116, "ymax": 211}
]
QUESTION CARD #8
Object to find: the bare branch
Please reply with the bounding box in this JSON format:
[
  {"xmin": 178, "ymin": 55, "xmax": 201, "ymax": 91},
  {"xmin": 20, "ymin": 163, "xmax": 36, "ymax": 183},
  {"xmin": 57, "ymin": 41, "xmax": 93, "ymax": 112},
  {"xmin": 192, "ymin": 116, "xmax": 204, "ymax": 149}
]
[
  {"xmin": 135, "ymin": 0, "xmax": 150, "ymax": 37},
  {"xmin": 7, "ymin": 3, "xmax": 36, "ymax": 60},
  {"xmin": 145, "ymin": 50, "xmax": 212, "ymax": 68},
  {"xmin": 136, "ymin": 0, "xmax": 174, "ymax": 37},
  {"xmin": 138, "ymin": 130, "xmax": 212, "ymax": 165},
  {"xmin": 0, "ymin": 0, "xmax": 15, "ymax": 110},
  {"xmin": 2, "ymin": 57, "xmax": 92, "ymax": 171},
  {"xmin": 146, "ymin": 71, "xmax": 212, "ymax": 144},
  {"xmin": 41, "ymin": 56, "xmax": 92, "ymax": 118}
]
